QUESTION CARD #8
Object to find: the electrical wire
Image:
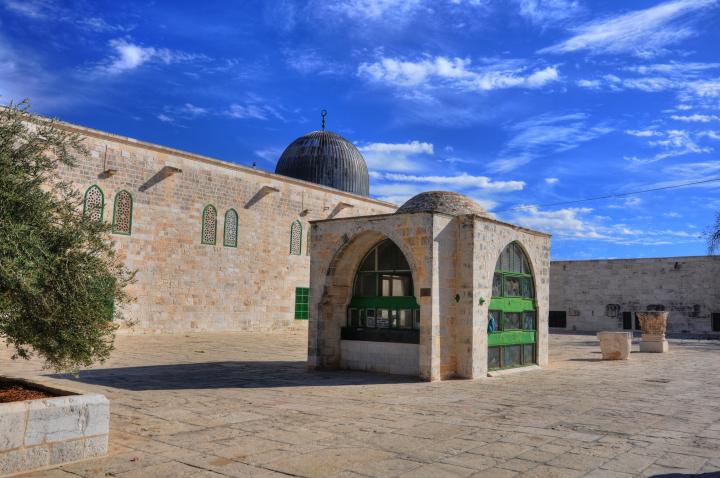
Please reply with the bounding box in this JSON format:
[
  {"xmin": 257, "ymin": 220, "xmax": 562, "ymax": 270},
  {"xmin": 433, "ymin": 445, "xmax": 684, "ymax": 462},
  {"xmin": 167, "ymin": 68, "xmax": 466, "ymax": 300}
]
[{"xmin": 495, "ymin": 177, "xmax": 720, "ymax": 213}]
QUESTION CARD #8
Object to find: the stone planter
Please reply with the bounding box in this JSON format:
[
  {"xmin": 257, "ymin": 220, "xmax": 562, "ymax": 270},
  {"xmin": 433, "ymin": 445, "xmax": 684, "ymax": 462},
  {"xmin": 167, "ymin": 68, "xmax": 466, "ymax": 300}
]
[
  {"xmin": 0, "ymin": 379, "xmax": 109, "ymax": 477},
  {"xmin": 636, "ymin": 311, "xmax": 669, "ymax": 353},
  {"xmin": 597, "ymin": 331, "xmax": 632, "ymax": 360}
]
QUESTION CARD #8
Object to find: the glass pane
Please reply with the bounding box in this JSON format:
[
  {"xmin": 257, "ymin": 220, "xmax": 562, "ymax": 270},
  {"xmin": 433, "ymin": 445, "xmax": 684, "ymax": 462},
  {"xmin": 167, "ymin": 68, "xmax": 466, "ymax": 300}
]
[
  {"xmin": 377, "ymin": 240, "xmax": 409, "ymax": 271},
  {"xmin": 389, "ymin": 274, "xmax": 412, "ymax": 296},
  {"xmin": 380, "ymin": 275, "xmax": 392, "ymax": 296},
  {"xmin": 488, "ymin": 310, "xmax": 501, "ymax": 333},
  {"xmin": 523, "ymin": 311, "xmax": 536, "ymax": 330},
  {"xmin": 377, "ymin": 309, "xmax": 390, "ymax": 328},
  {"xmin": 359, "ymin": 309, "xmax": 366, "ymax": 327},
  {"xmin": 500, "ymin": 246, "xmax": 511, "ymax": 271},
  {"xmin": 413, "ymin": 309, "xmax": 420, "ymax": 329},
  {"xmin": 504, "ymin": 345, "xmax": 521, "ymax": 367},
  {"xmin": 521, "ymin": 254, "xmax": 531, "ymax": 275},
  {"xmin": 390, "ymin": 309, "xmax": 399, "ymax": 328},
  {"xmin": 504, "ymin": 312, "xmax": 521, "ymax": 330},
  {"xmin": 520, "ymin": 277, "xmax": 534, "ymax": 298},
  {"xmin": 523, "ymin": 344, "xmax": 535, "ymax": 365},
  {"xmin": 505, "ymin": 276, "xmax": 520, "ymax": 297},
  {"xmin": 348, "ymin": 309, "xmax": 358, "ymax": 327},
  {"xmin": 358, "ymin": 249, "xmax": 375, "ymax": 271},
  {"xmin": 492, "ymin": 273, "xmax": 502, "ymax": 297},
  {"xmin": 511, "ymin": 243, "xmax": 523, "ymax": 273},
  {"xmin": 488, "ymin": 347, "xmax": 501, "ymax": 369},
  {"xmin": 354, "ymin": 273, "xmax": 376, "ymax": 297},
  {"xmin": 399, "ymin": 309, "xmax": 412, "ymax": 329},
  {"xmin": 366, "ymin": 309, "xmax": 376, "ymax": 328}
]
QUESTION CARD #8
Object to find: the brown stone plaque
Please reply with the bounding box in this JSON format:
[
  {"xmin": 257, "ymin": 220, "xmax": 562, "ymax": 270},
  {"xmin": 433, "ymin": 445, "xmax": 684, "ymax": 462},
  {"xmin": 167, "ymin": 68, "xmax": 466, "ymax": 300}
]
[{"xmin": 420, "ymin": 288, "xmax": 431, "ymax": 297}]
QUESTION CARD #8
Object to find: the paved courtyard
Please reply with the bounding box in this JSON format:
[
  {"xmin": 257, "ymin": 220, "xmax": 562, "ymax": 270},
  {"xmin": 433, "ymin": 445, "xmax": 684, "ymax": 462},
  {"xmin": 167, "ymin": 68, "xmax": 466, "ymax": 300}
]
[{"xmin": 2, "ymin": 330, "xmax": 720, "ymax": 478}]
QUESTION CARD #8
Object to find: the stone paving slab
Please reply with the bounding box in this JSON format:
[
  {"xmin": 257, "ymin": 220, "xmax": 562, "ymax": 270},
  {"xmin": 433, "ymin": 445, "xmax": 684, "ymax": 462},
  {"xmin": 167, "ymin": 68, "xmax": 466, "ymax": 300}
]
[{"xmin": 1, "ymin": 331, "xmax": 719, "ymax": 477}]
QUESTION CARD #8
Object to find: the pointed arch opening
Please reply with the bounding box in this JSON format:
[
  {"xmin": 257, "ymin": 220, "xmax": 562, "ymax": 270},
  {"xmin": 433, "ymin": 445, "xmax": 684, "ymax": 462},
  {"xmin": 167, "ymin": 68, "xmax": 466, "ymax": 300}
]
[
  {"xmin": 201, "ymin": 205, "xmax": 217, "ymax": 245},
  {"xmin": 112, "ymin": 190, "xmax": 133, "ymax": 235},
  {"xmin": 488, "ymin": 241, "xmax": 536, "ymax": 370},
  {"xmin": 289, "ymin": 220, "xmax": 302, "ymax": 255},
  {"xmin": 83, "ymin": 185, "xmax": 105, "ymax": 222},
  {"xmin": 223, "ymin": 208, "xmax": 238, "ymax": 247}
]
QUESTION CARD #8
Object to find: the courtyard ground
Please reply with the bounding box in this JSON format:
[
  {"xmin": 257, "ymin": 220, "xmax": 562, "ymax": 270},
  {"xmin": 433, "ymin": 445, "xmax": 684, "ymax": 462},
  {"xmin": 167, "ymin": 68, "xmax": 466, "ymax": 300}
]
[{"xmin": 2, "ymin": 331, "xmax": 720, "ymax": 478}]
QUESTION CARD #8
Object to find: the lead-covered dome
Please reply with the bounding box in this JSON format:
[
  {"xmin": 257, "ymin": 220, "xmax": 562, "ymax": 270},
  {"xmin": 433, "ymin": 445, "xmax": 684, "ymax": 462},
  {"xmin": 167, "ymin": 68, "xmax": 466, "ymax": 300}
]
[
  {"xmin": 275, "ymin": 130, "xmax": 369, "ymax": 196},
  {"xmin": 396, "ymin": 191, "xmax": 488, "ymax": 216}
]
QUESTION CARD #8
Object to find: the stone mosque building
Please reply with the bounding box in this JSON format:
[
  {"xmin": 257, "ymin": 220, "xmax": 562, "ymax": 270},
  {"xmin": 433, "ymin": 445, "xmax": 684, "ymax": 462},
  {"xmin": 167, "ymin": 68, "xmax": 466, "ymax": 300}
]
[{"xmin": 48, "ymin": 114, "xmax": 551, "ymax": 379}]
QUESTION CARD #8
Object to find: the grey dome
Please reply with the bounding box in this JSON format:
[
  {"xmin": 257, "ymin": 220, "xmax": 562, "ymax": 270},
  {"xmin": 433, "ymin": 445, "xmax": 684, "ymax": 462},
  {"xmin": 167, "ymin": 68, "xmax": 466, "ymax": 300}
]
[
  {"xmin": 396, "ymin": 191, "xmax": 488, "ymax": 216},
  {"xmin": 275, "ymin": 130, "xmax": 369, "ymax": 196}
]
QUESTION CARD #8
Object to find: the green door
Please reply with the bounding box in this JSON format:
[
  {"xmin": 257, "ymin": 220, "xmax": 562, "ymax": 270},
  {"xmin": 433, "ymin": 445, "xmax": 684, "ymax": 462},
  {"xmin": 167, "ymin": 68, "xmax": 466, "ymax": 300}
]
[{"xmin": 487, "ymin": 243, "xmax": 537, "ymax": 370}]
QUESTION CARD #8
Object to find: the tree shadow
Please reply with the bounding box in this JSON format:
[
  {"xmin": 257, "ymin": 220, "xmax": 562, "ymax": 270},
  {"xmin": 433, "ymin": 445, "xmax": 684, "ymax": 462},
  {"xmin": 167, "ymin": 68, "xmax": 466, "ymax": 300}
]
[
  {"xmin": 49, "ymin": 361, "xmax": 422, "ymax": 391},
  {"xmin": 652, "ymin": 473, "xmax": 720, "ymax": 477}
]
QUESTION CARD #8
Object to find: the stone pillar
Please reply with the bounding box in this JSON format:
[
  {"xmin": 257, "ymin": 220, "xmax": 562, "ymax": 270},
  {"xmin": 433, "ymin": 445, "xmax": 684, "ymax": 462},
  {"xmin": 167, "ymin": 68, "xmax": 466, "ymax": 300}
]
[{"xmin": 637, "ymin": 311, "xmax": 669, "ymax": 353}]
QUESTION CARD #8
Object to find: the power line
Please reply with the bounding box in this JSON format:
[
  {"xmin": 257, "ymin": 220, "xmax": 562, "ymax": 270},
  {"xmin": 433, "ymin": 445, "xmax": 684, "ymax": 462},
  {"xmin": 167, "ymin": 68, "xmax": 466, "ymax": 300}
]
[{"xmin": 495, "ymin": 177, "xmax": 720, "ymax": 213}]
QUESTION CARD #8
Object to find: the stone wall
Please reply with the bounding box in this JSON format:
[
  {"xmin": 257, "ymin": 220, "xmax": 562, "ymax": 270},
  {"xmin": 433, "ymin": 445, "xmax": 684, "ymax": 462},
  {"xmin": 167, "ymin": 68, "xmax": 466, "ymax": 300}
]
[
  {"xmin": 340, "ymin": 341, "xmax": 419, "ymax": 376},
  {"xmin": 50, "ymin": 120, "xmax": 395, "ymax": 333},
  {"xmin": 550, "ymin": 256, "xmax": 720, "ymax": 335},
  {"xmin": 0, "ymin": 393, "xmax": 109, "ymax": 476}
]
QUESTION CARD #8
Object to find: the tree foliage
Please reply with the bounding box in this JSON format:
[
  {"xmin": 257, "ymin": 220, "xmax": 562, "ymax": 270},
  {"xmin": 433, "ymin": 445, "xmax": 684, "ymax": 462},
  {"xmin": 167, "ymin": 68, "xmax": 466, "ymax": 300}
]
[
  {"xmin": 709, "ymin": 212, "xmax": 720, "ymax": 255},
  {"xmin": 0, "ymin": 101, "xmax": 134, "ymax": 372}
]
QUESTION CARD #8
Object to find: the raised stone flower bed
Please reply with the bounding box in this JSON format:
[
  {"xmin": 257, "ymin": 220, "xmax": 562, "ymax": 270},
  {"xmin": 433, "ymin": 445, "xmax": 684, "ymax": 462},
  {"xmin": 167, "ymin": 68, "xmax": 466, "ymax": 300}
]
[{"xmin": 0, "ymin": 378, "xmax": 108, "ymax": 477}]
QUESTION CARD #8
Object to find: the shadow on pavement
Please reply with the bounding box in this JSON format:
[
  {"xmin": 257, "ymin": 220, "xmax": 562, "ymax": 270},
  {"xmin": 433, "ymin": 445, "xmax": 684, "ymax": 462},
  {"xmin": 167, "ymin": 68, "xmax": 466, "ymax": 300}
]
[{"xmin": 49, "ymin": 361, "xmax": 422, "ymax": 391}]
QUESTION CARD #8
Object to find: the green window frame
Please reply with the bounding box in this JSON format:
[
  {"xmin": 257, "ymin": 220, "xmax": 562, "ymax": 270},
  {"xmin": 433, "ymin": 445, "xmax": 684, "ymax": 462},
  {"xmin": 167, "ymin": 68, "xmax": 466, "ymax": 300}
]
[
  {"xmin": 488, "ymin": 242, "xmax": 537, "ymax": 371},
  {"xmin": 290, "ymin": 220, "xmax": 302, "ymax": 255},
  {"xmin": 223, "ymin": 208, "xmax": 238, "ymax": 247},
  {"xmin": 112, "ymin": 190, "xmax": 133, "ymax": 235},
  {"xmin": 201, "ymin": 204, "xmax": 217, "ymax": 245},
  {"xmin": 295, "ymin": 287, "xmax": 309, "ymax": 320},
  {"xmin": 83, "ymin": 185, "xmax": 105, "ymax": 222}
]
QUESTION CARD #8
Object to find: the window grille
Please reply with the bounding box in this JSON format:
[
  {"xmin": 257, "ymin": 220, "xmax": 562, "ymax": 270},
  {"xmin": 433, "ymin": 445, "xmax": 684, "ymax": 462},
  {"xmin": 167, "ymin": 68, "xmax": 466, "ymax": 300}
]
[
  {"xmin": 201, "ymin": 205, "xmax": 217, "ymax": 245},
  {"xmin": 290, "ymin": 220, "xmax": 302, "ymax": 255},
  {"xmin": 83, "ymin": 185, "xmax": 104, "ymax": 222},
  {"xmin": 112, "ymin": 190, "xmax": 133, "ymax": 235},
  {"xmin": 224, "ymin": 209, "xmax": 238, "ymax": 247},
  {"xmin": 295, "ymin": 287, "xmax": 310, "ymax": 320}
]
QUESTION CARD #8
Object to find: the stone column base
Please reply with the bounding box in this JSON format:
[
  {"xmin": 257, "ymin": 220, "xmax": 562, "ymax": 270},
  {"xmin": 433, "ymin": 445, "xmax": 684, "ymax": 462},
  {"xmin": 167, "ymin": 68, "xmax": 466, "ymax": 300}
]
[{"xmin": 640, "ymin": 339, "xmax": 668, "ymax": 353}]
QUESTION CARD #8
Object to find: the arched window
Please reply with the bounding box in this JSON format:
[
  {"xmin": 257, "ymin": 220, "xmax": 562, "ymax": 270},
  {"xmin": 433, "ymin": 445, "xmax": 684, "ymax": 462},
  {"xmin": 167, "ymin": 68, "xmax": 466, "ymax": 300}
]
[
  {"xmin": 488, "ymin": 242, "xmax": 536, "ymax": 371},
  {"xmin": 223, "ymin": 209, "xmax": 238, "ymax": 247},
  {"xmin": 83, "ymin": 185, "xmax": 104, "ymax": 222},
  {"xmin": 289, "ymin": 220, "xmax": 302, "ymax": 255},
  {"xmin": 112, "ymin": 190, "xmax": 133, "ymax": 235},
  {"xmin": 201, "ymin": 205, "xmax": 217, "ymax": 245},
  {"xmin": 346, "ymin": 239, "xmax": 419, "ymax": 338}
]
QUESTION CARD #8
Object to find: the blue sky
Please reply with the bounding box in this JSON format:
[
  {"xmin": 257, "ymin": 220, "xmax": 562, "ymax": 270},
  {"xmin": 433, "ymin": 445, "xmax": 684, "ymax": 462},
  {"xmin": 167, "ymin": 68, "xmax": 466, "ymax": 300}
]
[{"xmin": 2, "ymin": 0, "xmax": 719, "ymax": 259}]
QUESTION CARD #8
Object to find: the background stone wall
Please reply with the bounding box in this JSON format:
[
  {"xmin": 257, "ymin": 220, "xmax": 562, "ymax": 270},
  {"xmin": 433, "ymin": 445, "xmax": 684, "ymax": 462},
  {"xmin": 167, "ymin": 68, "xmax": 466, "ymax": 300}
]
[
  {"xmin": 53, "ymin": 121, "xmax": 395, "ymax": 333},
  {"xmin": 550, "ymin": 256, "xmax": 720, "ymax": 335}
]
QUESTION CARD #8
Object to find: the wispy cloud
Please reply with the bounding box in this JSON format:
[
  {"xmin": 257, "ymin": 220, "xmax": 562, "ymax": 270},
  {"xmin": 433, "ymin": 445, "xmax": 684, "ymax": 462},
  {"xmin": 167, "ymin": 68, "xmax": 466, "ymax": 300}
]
[
  {"xmin": 671, "ymin": 113, "xmax": 719, "ymax": 122},
  {"xmin": 540, "ymin": 0, "xmax": 718, "ymax": 57},
  {"xmin": 96, "ymin": 38, "xmax": 206, "ymax": 75},
  {"xmin": 514, "ymin": 0, "xmax": 581, "ymax": 26},
  {"xmin": 321, "ymin": 0, "xmax": 424, "ymax": 21},
  {"xmin": 373, "ymin": 172, "xmax": 525, "ymax": 192},
  {"xmin": 358, "ymin": 56, "xmax": 559, "ymax": 91},
  {"xmin": 626, "ymin": 128, "xmax": 714, "ymax": 164},
  {"xmin": 489, "ymin": 112, "xmax": 612, "ymax": 172}
]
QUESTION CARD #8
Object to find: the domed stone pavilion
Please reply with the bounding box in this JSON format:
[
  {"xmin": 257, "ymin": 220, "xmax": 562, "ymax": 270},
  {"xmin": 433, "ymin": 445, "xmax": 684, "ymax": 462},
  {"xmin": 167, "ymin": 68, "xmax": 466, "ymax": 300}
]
[{"xmin": 307, "ymin": 190, "xmax": 550, "ymax": 381}]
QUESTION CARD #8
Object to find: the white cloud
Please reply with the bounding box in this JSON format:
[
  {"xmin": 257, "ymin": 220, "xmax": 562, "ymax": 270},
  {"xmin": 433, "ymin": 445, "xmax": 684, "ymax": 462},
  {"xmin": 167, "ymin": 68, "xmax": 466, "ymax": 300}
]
[
  {"xmin": 489, "ymin": 112, "xmax": 612, "ymax": 172},
  {"xmin": 226, "ymin": 103, "xmax": 283, "ymax": 121},
  {"xmin": 358, "ymin": 141, "xmax": 434, "ymax": 172},
  {"xmin": 545, "ymin": 177, "xmax": 559, "ymax": 184},
  {"xmin": 671, "ymin": 113, "xmax": 719, "ymax": 122},
  {"xmin": 540, "ymin": 0, "xmax": 718, "ymax": 57},
  {"xmin": 324, "ymin": 0, "xmax": 423, "ymax": 20},
  {"xmin": 156, "ymin": 113, "xmax": 173, "ymax": 123},
  {"xmin": 358, "ymin": 56, "xmax": 559, "ymax": 91},
  {"xmin": 1, "ymin": 0, "xmax": 52, "ymax": 18},
  {"xmin": 625, "ymin": 129, "xmax": 662, "ymax": 137},
  {"xmin": 664, "ymin": 212, "xmax": 682, "ymax": 217},
  {"xmin": 628, "ymin": 129, "xmax": 714, "ymax": 164},
  {"xmin": 98, "ymin": 38, "xmax": 205, "ymax": 75},
  {"xmin": 374, "ymin": 172, "xmax": 525, "ymax": 192},
  {"xmin": 515, "ymin": 0, "xmax": 580, "ymax": 26},
  {"xmin": 254, "ymin": 147, "xmax": 283, "ymax": 163}
]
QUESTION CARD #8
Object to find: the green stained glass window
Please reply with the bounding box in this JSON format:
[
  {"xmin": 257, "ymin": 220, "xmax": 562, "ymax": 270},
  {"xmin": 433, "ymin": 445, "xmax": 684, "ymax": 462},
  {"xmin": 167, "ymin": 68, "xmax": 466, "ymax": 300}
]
[{"xmin": 294, "ymin": 287, "xmax": 309, "ymax": 320}]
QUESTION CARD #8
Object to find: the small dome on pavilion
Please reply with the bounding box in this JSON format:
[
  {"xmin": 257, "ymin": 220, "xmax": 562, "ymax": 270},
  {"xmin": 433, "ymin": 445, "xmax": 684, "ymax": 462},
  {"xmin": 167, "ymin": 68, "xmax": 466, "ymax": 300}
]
[{"xmin": 396, "ymin": 191, "xmax": 488, "ymax": 216}]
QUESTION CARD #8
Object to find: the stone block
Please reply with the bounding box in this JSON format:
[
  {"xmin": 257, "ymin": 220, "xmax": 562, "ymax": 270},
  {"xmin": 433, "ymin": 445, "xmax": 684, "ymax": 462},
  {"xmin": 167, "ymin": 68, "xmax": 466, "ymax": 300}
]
[
  {"xmin": 597, "ymin": 332, "xmax": 632, "ymax": 360},
  {"xmin": 0, "ymin": 402, "xmax": 27, "ymax": 450},
  {"xmin": 0, "ymin": 445, "xmax": 50, "ymax": 476},
  {"xmin": 640, "ymin": 339, "xmax": 669, "ymax": 353},
  {"xmin": 25, "ymin": 394, "xmax": 109, "ymax": 446},
  {"xmin": 50, "ymin": 438, "xmax": 85, "ymax": 465}
]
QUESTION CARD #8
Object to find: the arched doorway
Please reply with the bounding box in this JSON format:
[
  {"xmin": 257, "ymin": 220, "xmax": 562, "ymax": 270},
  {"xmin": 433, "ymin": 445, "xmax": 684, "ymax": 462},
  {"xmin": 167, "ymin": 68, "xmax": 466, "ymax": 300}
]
[
  {"xmin": 487, "ymin": 242, "xmax": 537, "ymax": 370},
  {"xmin": 343, "ymin": 239, "xmax": 420, "ymax": 342}
]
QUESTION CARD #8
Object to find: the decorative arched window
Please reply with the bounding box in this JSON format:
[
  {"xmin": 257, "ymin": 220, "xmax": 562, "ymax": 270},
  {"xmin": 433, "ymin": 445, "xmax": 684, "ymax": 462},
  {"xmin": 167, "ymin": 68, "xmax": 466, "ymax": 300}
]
[
  {"xmin": 488, "ymin": 242, "xmax": 536, "ymax": 371},
  {"xmin": 112, "ymin": 190, "xmax": 133, "ymax": 235},
  {"xmin": 83, "ymin": 185, "xmax": 105, "ymax": 222},
  {"xmin": 223, "ymin": 209, "xmax": 238, "ymax": 247},
  {"xmin": 201, "ymin": 205, "xmax": 217, "ymax": 245},
  {"xmin": 346, "ymin": 239, "xmax": 419, "ymax": 341},
  {"xmin": 289, "ymin": 220, "xmax": 302, "ymax": 255}
]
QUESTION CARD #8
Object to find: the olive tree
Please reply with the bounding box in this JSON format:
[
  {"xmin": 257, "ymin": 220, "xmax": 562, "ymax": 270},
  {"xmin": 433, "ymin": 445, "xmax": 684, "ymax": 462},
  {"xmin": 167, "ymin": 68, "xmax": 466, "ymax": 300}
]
[
  {"xmin": 709, "ymin": 213, "xmax": 720, "ymax": 255},
  {"xmin": 0, "ymin": 100, "xmax": 134, "ymax": 372}
]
